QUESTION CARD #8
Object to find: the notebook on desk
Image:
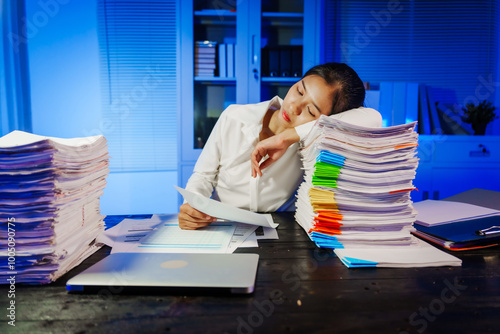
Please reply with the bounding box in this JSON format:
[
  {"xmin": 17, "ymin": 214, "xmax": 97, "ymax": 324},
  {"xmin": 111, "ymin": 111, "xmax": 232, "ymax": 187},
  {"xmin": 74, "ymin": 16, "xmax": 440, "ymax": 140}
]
[{"xmin": 66, "ymin": 253, "xmax": 259, "ymax": 294}]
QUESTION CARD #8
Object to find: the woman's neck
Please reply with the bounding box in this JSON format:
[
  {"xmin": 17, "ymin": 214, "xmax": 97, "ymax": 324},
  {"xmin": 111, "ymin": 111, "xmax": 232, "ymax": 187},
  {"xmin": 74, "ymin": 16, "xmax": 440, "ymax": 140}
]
[{"xmin": 260, "ymin": 108, "xmax": 283, "ymax": 141}]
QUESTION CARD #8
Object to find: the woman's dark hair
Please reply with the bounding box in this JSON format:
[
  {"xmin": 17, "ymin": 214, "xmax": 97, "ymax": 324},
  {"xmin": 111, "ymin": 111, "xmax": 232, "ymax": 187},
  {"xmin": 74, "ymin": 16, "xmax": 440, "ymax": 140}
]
[{"xmin": 303, "ymin": 62, "xmax": 365, "ymax": 115}]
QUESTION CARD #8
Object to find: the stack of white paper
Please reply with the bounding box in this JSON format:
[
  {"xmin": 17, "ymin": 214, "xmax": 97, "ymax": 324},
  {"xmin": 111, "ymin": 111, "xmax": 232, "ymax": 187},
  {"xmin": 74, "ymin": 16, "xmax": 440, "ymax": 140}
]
[
  {"xmin": 295, "ymin": 116, "xmax": 420, "ymax": 250},
  {"xmin": 295, "ymin": 116, "xmax": 461, "ymax": 267},
  {"xmin": 0, "ymin": 131, "xmax": 109, "ymax": 283}
]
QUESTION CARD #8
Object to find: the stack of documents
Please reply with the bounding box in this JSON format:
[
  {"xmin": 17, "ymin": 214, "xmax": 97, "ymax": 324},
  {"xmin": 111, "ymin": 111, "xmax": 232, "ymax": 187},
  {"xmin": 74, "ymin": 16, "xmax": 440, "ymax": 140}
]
[
  {"xmin": 0, "ymin": 131, "xmax": 109, "ymax": 283},
  {"xmin": 412, "ymin": 200, "xmax": 500, "ymax": 250},
  {"xmin": 295, "ymin": 117, "xmax": 461, "ymax": 267}
]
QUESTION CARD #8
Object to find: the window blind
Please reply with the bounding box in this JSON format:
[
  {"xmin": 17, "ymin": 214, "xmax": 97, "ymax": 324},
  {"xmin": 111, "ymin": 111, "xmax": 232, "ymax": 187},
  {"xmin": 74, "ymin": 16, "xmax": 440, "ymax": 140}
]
[
  {"xmin": 98, "ymin": 0, "xmax": 177, "ymax": 172},
  {"xmin": 326, "ymin": 0, "xmax": 498, "ymax": 106}
]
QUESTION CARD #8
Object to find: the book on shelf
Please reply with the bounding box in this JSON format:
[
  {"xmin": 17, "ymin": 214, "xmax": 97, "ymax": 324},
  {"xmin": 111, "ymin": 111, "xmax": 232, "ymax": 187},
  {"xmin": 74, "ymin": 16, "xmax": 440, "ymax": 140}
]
[
  {"xmin": 194, "ymin": 47, "xmax": 217, "ymax": 54},
  {"xmin": 195, "ymin": 40, "xmax": 217, "ymax": 48},
  {"xmin": 195, "ymin": 70, "xmax": 216, "ymax": 76},
  {"xmin": 195, "ymin": 63, "xmax": 217, "ymax": 69},
  {"xmin": 193, "ymin": 41, "xmax": 236, "ymax": 79},
  {"xmin": 226, "ymin": 43, "xmax": 235, "ymax": 78},
  {"xmin": 218, "ymin": 44, "xmax": 227, "ymax": 78},
  {"xmin": 195, "ymin": 55, "xmax": 216, "ymax": 60}
]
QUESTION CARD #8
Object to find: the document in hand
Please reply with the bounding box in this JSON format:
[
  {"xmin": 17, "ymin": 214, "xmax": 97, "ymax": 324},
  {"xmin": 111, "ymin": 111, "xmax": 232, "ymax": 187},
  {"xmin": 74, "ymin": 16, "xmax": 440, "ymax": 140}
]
[
  {"xmin": 175, "ymin": 186, "xmax": 277, "ymax": 228},
  {"xmin": 0, "ymin": 131, "xmax": 110, "ymax": 283},
  {"xmin": 294, "ymin": 116, "xmax": 461, "ymax": 267}
]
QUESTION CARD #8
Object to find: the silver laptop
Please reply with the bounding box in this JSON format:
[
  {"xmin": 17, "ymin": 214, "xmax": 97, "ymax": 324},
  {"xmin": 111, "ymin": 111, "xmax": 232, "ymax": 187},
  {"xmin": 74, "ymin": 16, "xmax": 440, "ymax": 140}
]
[{"xmin": 66, "ymin": 253, "xmax": 259, "ymax": 294}]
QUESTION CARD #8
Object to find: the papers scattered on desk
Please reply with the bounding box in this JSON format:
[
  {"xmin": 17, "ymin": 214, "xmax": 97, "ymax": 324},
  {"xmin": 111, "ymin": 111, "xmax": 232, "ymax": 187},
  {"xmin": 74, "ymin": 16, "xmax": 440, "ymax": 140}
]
[
  {"xmin": 413, "ymin": 200, "xmax": 500, "ymax": 227},
  {"xmin": 100, "ymin": 214, "xmax": 273, "ymax": 254},
  {"xmin": 0, "ymin": 131, "xmax": 109, "ymax": 283},
  {"xmin": 295, "ymin": 117, "xmax": 461, "ymax": 268}
]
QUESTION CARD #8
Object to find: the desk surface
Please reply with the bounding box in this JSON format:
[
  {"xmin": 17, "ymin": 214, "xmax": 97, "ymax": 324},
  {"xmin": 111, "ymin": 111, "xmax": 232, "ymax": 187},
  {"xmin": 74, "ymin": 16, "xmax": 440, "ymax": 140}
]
[{"xmin": 5, "ymin": 190, "xmax": 500, "ymax": 334}]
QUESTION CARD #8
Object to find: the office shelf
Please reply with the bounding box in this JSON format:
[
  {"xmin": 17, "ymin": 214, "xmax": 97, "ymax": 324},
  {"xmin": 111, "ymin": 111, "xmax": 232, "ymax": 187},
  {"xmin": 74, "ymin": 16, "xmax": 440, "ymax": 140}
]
[{"xmin": 179, "ymin": 0, "xmax": 323, "ymax": 192}]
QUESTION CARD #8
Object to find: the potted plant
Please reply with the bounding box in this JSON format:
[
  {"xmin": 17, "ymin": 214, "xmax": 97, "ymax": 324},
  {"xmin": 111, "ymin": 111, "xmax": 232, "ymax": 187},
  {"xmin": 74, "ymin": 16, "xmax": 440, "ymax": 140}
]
[{"xmin": 461, "ymin": 100, "xmax": 498, "ymax": 135}]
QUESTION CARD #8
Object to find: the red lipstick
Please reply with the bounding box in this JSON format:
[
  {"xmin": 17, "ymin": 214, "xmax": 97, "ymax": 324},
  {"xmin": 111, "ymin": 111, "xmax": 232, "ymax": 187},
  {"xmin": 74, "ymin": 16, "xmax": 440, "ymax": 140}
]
[{"xmin": 282, "ymin": 110, "xmax": 291, "ymax": 122}]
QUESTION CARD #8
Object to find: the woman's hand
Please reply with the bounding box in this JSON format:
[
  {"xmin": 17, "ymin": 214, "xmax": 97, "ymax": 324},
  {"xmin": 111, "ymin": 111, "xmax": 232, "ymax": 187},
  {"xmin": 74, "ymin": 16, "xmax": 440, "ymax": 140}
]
[
  {"xmin": 251, "ymin": 128, "xmax": 300, "ymax": 177},
  {"xmin": 178, "ymin": 203, "xmax": 217, "ymax": 230}
]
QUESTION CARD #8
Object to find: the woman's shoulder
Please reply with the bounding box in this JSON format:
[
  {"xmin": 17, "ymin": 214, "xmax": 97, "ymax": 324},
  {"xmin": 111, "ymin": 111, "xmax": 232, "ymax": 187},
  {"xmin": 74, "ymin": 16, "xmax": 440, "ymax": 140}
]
[{"xmin": 222, "ymin": 97, "xmax": 279, "ymax": 122}]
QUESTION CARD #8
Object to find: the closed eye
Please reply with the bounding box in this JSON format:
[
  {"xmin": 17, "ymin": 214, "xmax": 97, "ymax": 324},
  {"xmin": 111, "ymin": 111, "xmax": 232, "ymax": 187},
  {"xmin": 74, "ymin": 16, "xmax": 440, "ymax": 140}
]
[
  {"xmin": 308, "ymin": 107, "xmax": 315, "ymax": 117},
  {"xmin": 297, "ymin": 85, "xmax": 303, "ymax": 96}
]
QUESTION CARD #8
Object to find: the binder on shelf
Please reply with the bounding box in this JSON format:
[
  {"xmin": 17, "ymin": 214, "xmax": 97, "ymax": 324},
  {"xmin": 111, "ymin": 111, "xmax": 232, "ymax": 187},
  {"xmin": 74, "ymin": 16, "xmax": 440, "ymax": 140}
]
[
  {"xmin": 379, "ymin": 82, "xmax": 420, "ymax": 127},
  {"xmin": 291, "ymin": 46, "xmax": 302, "ymax": 77},
  {"xmin": 418, "ymin": 84, "xmax": 431, "ymax": 134},
  {"xmin": 279, "ymin": 46, "xmax": 291, "ymax": 77},
  {"xmin": 405, "ymin": 83, "xmax": 419, "ymax": 123},
  {"xmin": 379, "ymin": 82, "xmax": 394, "ymax": 127},
  {"xmin": 261, "ymin": 46, "xmax": 269, "ymax": 77},
  {"xmin": 218, "ymin": 44, "xmax": 227, "ymax": 78},
  {"xmin": 268, "ymin": 47, "xmax": 280, "ymax": 77},
  {"xmin": 227, "ymin": 43, "xmax": 235, "ymax": 78},
  {"xmin": 392, "ymin": 82, "xmax": 407, "ymax": 126},
  {"xmin": 261, "ymin": 45, "xmax": 302, "ymax": 78}
]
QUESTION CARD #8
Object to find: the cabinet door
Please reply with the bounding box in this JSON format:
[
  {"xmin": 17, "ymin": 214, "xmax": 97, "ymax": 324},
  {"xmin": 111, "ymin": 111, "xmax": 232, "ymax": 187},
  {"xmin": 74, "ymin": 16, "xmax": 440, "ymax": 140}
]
[
  {"xmin": 179, "ymin": 0, "xmax": 321, "ymax": 193},
  {"xmin": 236, "ymin": 0, "xmax": 261, "ymax": 104}
]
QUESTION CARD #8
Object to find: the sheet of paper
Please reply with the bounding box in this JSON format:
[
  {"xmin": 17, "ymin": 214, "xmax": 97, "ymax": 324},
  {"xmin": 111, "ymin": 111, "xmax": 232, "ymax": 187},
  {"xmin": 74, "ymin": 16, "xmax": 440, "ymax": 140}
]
[
  {"xmin": 97, "ymin": 215, "xmax": 162, "ymax": 247},
  {"xmin": 137, "ymin": 222, "xmax": 236, "ymax": 253},
  {"xmin": 175, "ymin": 186, "xmax": 278, "ymax": 228},
  {"xmin": 255, "ymin": 226, "xmax": 279, "ymax": 240},
  {"xmin": 226, "ymin": 223, "xmax": 258, "ymax": 252},
  {"xmin": 334, "ymin": 237, "xmax": 462, "ymax": 268},
  {"xmin": 110, "ymin": 216, "xmax": 173, "ymax": 253},
  {"xmin": 413, "ymin": 200, "xmax": 500, "ymax": 227},
  {"xmin": 238, "ymin": 233, "xmax": 259, "ymax": 247}
]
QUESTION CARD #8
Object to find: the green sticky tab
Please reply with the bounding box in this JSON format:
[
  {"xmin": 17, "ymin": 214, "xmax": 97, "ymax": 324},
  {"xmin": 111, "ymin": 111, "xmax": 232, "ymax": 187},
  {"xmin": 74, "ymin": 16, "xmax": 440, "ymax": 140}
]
[{"xmin": 312, "ymin": 176, "xmax": 338, "ymax": 188}]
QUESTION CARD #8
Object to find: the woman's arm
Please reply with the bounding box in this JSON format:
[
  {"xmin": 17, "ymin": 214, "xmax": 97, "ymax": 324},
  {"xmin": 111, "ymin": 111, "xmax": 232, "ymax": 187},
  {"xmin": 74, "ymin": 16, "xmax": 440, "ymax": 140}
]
[
  {"xmin": 251, "ymin": 127, "xmax": 300, "ymax": 177},
  {"xmin": 251, "ymin": 107, "xmax": 382, "ymax": 176},
  {"xmin": 180, "ymin": 112, "xmax": 228, "ymax": 229}
]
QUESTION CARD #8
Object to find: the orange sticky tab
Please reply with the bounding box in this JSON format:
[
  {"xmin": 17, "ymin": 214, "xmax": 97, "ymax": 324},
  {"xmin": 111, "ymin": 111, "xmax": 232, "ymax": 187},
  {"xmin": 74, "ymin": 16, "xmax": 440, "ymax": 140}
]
[{"xmin": 395, "ymin": 143, "xmax": 418, "ymax": 150}]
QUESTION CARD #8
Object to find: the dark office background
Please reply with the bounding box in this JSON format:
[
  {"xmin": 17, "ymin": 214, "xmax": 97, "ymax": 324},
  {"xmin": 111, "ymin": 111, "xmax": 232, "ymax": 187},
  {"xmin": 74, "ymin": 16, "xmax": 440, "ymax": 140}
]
[{"xmin": 1, "ymin": 0, "xmax": 499, "ymax": 214}]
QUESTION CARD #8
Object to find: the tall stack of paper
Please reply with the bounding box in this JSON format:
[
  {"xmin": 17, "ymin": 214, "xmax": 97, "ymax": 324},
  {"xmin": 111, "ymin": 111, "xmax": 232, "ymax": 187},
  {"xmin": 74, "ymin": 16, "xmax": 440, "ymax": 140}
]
[
  {"xmin": 0, "ymin": 131, "xmax": 109, "ymax": 283},
  {"xmin": 295, "ymin": 116, "xmax": 462, "ymax": 267}
]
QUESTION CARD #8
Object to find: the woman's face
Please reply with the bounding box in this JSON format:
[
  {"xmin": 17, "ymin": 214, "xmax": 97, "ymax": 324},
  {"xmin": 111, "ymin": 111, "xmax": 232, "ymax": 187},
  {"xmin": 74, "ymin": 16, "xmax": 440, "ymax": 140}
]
[{"xmin": 279, "ymin": 74, "xmax": 336, "ymax": 129}]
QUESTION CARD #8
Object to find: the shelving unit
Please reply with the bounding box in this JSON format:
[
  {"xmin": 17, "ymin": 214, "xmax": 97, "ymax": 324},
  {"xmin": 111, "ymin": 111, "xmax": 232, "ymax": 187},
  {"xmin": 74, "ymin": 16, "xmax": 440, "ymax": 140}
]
[{"xmin": 178, "ymin": 0, "xmax": 323, "ymax": 194}]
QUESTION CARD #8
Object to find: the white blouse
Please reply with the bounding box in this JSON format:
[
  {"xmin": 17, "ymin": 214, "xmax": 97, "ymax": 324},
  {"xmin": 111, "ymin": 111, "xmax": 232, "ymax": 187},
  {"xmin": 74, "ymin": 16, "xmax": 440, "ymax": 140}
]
[{"xmin": 185, "ymin": 96, "xmax": 382, "ymax": 212}]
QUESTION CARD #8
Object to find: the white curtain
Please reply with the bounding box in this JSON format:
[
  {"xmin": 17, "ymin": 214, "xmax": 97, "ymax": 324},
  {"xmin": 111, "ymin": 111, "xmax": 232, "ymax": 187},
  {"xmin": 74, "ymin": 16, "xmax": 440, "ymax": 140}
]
[{"xmin": 0, "ymin": 0, "xmax": 32, "ymax": 136}]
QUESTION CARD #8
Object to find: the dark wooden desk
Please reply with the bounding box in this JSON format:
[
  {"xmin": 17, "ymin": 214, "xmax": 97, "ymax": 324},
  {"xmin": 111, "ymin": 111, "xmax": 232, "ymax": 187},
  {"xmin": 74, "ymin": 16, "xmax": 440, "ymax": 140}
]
[{"xmin": 5, "ymin": 190, "xmax": 500, "ymax": 333}]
